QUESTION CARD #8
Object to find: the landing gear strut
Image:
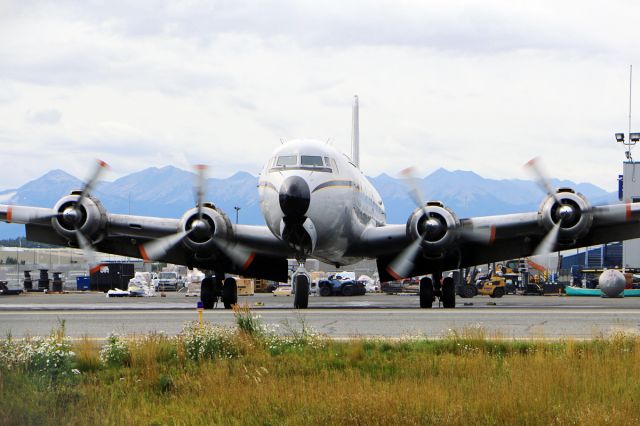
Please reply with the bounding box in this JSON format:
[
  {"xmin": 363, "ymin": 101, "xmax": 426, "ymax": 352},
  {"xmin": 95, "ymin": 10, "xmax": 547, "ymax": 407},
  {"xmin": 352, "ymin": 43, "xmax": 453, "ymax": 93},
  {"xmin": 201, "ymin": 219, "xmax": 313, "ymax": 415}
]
[{"xmin": 433, "ymin": 271, "xmax": 442, "ymax": 299}]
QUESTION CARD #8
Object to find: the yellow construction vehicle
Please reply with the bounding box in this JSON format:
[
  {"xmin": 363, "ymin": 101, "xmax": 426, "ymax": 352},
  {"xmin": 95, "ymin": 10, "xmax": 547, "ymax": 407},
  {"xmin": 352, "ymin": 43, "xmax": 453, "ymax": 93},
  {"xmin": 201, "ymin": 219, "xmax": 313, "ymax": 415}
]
[
  {"xmin": 457, "ymin": 265, "xmax": 509, "ymax": 298},
  {"xmin": 476, "ymin": 275, "xmax": 506, "ymax": 298}
]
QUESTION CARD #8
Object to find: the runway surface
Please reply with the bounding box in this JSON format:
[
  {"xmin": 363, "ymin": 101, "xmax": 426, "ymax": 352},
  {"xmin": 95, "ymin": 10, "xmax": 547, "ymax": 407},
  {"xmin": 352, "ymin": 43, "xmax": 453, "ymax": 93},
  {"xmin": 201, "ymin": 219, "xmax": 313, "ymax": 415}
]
[{"xmin": 2, "ymin": 292, "xmax": 640, "ymax": 339}]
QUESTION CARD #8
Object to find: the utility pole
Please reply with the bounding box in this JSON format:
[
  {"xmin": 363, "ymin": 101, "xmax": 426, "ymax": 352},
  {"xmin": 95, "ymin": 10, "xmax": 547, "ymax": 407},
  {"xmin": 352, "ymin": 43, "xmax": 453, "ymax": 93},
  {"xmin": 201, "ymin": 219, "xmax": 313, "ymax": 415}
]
[{"xmin": 16, "ymin": 238, "xmax": 20, "ymax": 281}]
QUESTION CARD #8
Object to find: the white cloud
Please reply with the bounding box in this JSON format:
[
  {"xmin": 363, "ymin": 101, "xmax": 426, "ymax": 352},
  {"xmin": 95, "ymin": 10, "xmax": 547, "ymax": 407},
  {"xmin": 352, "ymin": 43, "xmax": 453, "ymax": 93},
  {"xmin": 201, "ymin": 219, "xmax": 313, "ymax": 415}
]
[
  {"xmin": 0, "ymin": 0, "xmax": 638, "ymax": 193},
  {"xmin": 27, "ymin": 109, "xmax": 61, "ymax": 125}
]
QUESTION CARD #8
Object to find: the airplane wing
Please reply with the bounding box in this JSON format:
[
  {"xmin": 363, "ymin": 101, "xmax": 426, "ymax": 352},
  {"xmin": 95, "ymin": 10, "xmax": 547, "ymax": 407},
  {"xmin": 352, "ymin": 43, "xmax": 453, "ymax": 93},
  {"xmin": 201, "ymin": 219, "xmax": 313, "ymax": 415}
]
[
  {"xmin": 0, "ymin": 201, "xmax": 293, "ymax": 282},
  {"xmin": 352, "ymin": 195, "xmax": 640, "ymax": 282}
]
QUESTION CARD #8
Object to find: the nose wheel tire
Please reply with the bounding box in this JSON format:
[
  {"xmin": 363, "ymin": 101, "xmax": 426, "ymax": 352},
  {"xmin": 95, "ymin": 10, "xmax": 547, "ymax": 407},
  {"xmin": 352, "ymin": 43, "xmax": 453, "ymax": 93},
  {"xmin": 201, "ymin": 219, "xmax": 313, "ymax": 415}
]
[
  {"xmin": 222, "ymin": 277, "xmax": 237, "ymax": 309},
  {"xmin": 294, "ymin": 275, "xmax": 309, "ymax": 309},
  {"xmin": 419, "ymin": 277, "xmax": 434, "ymax": 308}
]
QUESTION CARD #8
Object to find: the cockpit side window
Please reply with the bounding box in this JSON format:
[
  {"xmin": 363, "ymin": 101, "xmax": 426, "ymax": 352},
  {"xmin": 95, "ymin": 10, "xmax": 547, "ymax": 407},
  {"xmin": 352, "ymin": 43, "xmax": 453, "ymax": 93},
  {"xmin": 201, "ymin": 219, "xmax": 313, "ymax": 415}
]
[
  {"xmin": 331, "ymin": 158, "xmax": 339, "ymax": 173},
  {"xmin": 301, "ymin": 155, "xmax": 324, "ymax": 167},
  {"xmin": 276, "ymin": 155, "xmax": 297, "ymax": 167}
]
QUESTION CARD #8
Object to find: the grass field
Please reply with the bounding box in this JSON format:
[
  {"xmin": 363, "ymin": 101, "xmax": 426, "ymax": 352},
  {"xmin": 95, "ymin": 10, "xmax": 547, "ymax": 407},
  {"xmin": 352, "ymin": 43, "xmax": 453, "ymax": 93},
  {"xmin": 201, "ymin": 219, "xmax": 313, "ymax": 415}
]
[{"xmin": 1, "ymin": 307, "xmax": 640, "ymax": 425}]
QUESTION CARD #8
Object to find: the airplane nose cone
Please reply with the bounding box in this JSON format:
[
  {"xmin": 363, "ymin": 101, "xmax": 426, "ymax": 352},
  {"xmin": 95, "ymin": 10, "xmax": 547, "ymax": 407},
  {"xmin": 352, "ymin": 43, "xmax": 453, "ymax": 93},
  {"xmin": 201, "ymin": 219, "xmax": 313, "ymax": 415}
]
[{"xmin": 279, "ymin": 176, "xmax": 310, "ymax": 217}]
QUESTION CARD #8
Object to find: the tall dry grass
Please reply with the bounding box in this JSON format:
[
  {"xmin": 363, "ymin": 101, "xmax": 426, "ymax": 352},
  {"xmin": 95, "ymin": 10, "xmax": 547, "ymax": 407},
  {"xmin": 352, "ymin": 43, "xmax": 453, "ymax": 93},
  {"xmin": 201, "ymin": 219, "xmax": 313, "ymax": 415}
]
[{"xmin": 2, "ymin": 325, "xmax": 640, "ymax": 425}]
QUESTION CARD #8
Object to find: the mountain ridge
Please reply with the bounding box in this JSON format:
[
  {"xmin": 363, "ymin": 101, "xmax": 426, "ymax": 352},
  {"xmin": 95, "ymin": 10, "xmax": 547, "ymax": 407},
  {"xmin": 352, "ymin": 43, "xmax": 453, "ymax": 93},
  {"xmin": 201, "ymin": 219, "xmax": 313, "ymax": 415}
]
[{"xmin": 0, "ymin": 166, "xmax": 618, "ymax": 239}]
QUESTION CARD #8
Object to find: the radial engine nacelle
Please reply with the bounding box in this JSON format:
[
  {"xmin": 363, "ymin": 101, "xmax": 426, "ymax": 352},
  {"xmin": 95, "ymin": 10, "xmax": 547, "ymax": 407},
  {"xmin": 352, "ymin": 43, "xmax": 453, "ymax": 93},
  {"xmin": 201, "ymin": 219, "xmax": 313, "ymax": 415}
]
[
  {"xmin": 178, "ymin": 203, "xmax": 233, "ymax": 255},
  {"xmin": 406, "ymin": 201, "xmax": 460, "ymax": 257},
  {"xmin": 51, "ymin": 192, "xmax": 108, "ymax": 243},
  {"xmin": 538, "ymin": 188, "xmax": 592, "ymax": 243}
]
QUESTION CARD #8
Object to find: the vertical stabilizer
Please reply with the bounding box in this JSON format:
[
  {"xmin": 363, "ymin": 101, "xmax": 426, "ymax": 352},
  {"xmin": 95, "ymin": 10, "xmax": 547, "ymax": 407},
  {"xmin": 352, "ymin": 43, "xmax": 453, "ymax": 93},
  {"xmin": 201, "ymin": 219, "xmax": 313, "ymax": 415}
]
[{"xmin": 351, "ymin": 95, "xmax": 360, "ymax": 168}]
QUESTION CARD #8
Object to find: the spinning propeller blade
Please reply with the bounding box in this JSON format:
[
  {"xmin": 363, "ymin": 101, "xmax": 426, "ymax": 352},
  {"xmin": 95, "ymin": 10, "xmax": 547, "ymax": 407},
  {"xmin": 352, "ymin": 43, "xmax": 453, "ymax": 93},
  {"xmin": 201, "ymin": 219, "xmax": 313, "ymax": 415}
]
[
  {"xmin": 69, "ymin": 159, "xmax": 110, "ymax": 273},
  {"xmin": 400, "ymin": 167, "xmax": 429, "ymax": 217},
  {"xmin": 524, "ymin": 157, "xmax": 581, "ymax": 256},
  {"xmin": 194, "ymin": 164, "xmax": 208, "ymax": 220},
  {"xmin": 138, "ymin": 164, "xmax": 210, "ymax": 261},
  {"xmin": 75, "ymin": 159, "xmax": 110, "ymax": 215},
  {"xmin": 139, "ymin": 229, "xmax": 193, "ymax": 261},
  {"xmin": 75, "ymin": 227, "xmax": 102, "ymax": 274},
  {"xmin": 524, "ymin": 157, "xmax": 562, "ymax": 205},
  {"xmin": 136, "ymin": 164, "xmax": 255, "ymax": 267},
  {"xmin": 533, "ymin": 221, "xmax": 561, "ymax": 257},
  {"xmin": 385, "ymin": 233, "xmax": 425, "ymax": 280}
]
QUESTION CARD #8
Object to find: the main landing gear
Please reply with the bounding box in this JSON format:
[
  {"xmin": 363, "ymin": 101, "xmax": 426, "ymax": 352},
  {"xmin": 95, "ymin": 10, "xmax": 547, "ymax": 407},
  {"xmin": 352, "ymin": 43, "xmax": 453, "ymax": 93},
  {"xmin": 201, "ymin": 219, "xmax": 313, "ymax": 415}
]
[
  {"xmin": 222, "ymin": 277, "xmax": 238, "ymax": 309},
  {"xmin": 419, "ymin": 271, "xmax": 456, "ymax": 309},
  {"xmin": 200, "ymin": 272, "xmax": 238, "ymax": 309},
  {"xmin": 419, "ymin": 277, "xmax": 434, "ymax": 308}
]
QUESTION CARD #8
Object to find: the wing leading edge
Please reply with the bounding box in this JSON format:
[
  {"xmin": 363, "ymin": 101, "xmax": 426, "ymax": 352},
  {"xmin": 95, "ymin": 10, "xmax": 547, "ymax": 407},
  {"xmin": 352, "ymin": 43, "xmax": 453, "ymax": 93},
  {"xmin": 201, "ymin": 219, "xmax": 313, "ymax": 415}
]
[
  {"xmin": 361, "ymin": 202, "xmax": 640, "ymax": 282},
  {"xmin": 1, "ymin": 203, "xmax": 292, "ymax": 282}
]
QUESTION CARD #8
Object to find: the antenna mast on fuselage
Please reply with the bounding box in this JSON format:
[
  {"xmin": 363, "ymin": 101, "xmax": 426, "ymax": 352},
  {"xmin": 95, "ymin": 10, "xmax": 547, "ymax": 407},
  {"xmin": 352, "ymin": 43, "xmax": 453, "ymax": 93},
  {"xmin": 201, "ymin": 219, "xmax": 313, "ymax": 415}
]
[{"xmin": 351, "ymin": 95, "xmax": 360, "ymax": 168}]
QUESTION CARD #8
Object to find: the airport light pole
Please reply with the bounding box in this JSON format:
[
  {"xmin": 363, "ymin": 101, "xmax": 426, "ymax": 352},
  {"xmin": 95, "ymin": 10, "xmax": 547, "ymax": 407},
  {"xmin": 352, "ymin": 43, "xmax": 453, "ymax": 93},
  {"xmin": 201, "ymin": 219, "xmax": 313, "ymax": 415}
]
[
  {"xmin": 615, "ymin": 132, "xmax": 640, "ymax": 160},
  {"xmin": 616, "ymin": 65, "xmax": 640, "ymax": 160},
  {"xmin": 234, "ymin": 206, "xmax": 241, "ymax": 224}
]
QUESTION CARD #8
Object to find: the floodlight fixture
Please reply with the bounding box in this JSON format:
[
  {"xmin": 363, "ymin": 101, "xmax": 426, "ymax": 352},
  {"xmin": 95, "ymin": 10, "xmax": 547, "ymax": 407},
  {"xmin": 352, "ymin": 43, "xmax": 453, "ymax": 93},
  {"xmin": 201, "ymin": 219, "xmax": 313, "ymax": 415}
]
[
  {"xmin": 615, "ymin": 133, "xmax": 625, "ymax": 142},
  {"xmin": 630, "ymin": 133, "xmax": 640, "ymax": 143}
]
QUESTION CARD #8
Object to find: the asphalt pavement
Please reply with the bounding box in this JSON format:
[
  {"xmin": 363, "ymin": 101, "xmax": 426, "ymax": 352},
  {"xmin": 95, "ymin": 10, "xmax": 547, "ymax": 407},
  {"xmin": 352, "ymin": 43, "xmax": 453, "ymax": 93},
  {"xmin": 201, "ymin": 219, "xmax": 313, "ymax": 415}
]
[{"xmin": 1, "ymin": 292, "xmax": 640, "ymax": 339}]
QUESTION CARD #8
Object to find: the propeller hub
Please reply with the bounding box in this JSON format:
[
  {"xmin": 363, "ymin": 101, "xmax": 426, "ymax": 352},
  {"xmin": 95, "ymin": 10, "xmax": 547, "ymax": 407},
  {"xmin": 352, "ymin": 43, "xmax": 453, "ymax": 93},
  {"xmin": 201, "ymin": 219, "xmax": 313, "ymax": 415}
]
[
  {"xmin": 62, "ymin": 206, "xmax": 81, "ymax": 226},
  {"xmin": 419, "ymin": 215, "xmax": 447, "ymax": 242},
  {"xmin": 557, "ymin": 205, "xmax": 574, "ymax": 221},
  {"xmin": 424, "ymin": 218, "xmax": 443, "ymax": 235},
  {"xmin": 189, "ymin": 218, "xmax": 211, "ymax": 241}
]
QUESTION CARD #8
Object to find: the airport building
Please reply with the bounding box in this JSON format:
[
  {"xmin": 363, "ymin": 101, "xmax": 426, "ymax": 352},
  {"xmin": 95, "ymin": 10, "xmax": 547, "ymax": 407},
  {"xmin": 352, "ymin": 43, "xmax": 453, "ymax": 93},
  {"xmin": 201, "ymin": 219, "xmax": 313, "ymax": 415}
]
[{"xmin": 621, "ymin": 160, "xmax": 640, "ymax": 267}]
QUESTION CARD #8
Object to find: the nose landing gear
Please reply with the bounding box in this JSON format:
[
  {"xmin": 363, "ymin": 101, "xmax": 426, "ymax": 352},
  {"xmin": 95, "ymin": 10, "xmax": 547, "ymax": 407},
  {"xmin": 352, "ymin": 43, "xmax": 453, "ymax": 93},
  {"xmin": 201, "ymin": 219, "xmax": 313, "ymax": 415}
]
[{"xmin": 292, "ymin": 263, "xmax": 310, "ymax": 309}]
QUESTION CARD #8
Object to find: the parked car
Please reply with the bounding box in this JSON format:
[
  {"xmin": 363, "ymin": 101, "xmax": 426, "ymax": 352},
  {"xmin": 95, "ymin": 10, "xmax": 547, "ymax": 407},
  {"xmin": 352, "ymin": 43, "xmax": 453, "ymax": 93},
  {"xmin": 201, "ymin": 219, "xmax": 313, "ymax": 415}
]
[
  {"xmin": 0, "ymin": 280, "xmax": 22, "ymax": 295},
  {"xmin": 318, "ymin": 278, "xmax": 366, "ymax": 296}
]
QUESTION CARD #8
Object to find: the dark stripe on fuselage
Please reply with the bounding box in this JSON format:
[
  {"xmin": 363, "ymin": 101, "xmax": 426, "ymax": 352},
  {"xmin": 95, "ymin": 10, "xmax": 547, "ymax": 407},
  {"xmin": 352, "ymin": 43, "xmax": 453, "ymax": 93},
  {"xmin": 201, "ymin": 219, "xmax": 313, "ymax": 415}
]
[{"xmin": 312, "ymin": 180, "xmax": 355, "ymax": 193}]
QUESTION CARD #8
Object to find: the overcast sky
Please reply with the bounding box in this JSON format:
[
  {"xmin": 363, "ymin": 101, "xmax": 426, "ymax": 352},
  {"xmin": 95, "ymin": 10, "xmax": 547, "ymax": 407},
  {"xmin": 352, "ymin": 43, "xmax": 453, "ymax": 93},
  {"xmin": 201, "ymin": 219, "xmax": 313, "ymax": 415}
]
[{"xmin": 1, "ymin": 0, "xmax": 639, "ymax": 191}]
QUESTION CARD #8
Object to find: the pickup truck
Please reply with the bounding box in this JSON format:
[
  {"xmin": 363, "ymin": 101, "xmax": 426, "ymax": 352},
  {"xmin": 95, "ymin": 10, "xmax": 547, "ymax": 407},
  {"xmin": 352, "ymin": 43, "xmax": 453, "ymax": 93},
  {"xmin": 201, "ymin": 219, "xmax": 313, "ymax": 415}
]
[{"xmin": 156, "ymin": 272, "xmax": 182, "ymax": 291}]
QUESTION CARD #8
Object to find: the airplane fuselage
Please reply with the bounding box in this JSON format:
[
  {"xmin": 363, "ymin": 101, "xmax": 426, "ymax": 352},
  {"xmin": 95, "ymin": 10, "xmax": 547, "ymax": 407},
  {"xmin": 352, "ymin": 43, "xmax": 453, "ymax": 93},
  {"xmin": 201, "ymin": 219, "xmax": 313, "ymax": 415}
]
[{"xmin": 258, "ymin": 139, "xmax": 385, "ymax": 266}]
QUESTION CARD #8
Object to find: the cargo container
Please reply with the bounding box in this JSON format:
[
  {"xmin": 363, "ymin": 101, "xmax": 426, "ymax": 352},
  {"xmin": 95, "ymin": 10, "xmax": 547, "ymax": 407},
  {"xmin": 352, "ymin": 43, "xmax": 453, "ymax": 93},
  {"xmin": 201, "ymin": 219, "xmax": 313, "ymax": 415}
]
[
  {"xmin": 236, "ymin": 278, "xmax": 255, "ymax": 296},
  {"xmin": 90, "ymin": 263, "xmax": 135, "ymax": 292},
  {"xmin": 76, "ymin": 276, "xmax": 91, "ymax": 291}
]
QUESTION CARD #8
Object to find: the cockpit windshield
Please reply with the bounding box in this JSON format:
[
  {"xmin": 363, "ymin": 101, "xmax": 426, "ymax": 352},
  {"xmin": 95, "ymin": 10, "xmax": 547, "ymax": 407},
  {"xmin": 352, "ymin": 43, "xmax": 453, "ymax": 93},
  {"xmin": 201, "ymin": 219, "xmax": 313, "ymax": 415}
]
[
  {"xmin": 270, "ymin": 154, "xmax": 333, "ymax": 173},
  {"xmin": 276, "ymin": 155, "xmax": 297, "ymax": 167},
  {"xmin": 300, "ymin": 155, "xmax": 324, "ymax": 167}
]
